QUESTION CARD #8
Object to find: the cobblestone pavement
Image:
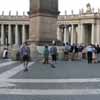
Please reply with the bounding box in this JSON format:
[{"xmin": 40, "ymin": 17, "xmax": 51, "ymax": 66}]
[{"xmin": 0, "ymin": 59, "xmax": 100, "ymax": 100}]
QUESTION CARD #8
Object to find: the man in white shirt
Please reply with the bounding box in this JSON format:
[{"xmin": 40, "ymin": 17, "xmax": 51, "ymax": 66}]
[{"xmin": 86, "ymin": 44, "xmax": 93, "ymax": 64}]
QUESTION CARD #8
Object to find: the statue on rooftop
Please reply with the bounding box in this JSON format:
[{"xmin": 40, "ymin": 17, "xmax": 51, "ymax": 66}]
[
  {"xmin": 71, "ymin": 10, "xmax": 74, "ymax": 15},
  {"xmin": 98, "ymin": 8, "xmax": 100, "ymax": 13},
  {"xmin": 2, "ymin": 11, "xmax": 4, "ymax": 16},
  {"xmin": 9, "ymin": 11, "xmax": 11, "ymax": 16},
  {"xmin": 81, "ymin": 8, "xmax": 84, "ymax": 14},
  {"xmin": 65, "ymin": 10, "xmax": 67, "ymax": 15},
  {"xmin": 86, "ymin": 3, "xmax": 92, "ymax": 13}
]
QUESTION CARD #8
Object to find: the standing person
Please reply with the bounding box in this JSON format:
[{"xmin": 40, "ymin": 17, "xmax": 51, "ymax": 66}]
[
  {"xmin": 50, "ymin": 44, "xmax": 57, "ymax": 68},
  {"xmin": 92, "ymin": 46, "xmax": 97, "ymax": 63},
  {"xmin": 86, "ymin": 44, "xmax": 93, "ymax": 64},
  {"xmin": 20, "ymin": 42, "xmax": 30, "ymax": 72},
  {"xmin": 64, "ymin": 43, "xmax": 70, "ymax": 61},
  {"xmin": 43, "ymin": 45, "xmax": 49, "ymax": 64},
  {"xmin": 96, "ymin": 44, "xmax": 100, "ymax": 54},
  {"xmin": 78, "ymin": 45, "xmax": 83, "ymax": 61},
  {"xmin": 96, "ymin": 44, "xmax": 100, "ymax": 61},
  {"xmin": 74, "ymin": 44, "xmax": 79, "ymax": 60},
  {"xmin": 71, "ymin": 44, "xmax": 76, "ymax": 61}
]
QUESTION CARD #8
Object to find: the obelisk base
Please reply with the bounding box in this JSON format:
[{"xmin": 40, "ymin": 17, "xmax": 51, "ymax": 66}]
[{"xmin": 30, "ymin": 15, "xmax": 57, "ymax": 43}]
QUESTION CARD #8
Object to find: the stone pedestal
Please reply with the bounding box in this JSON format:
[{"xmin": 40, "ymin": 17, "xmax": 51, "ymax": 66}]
[
  {"xmin": 10, "ymin": 45, "xmax": 20, "ymax": 60},
  {"xmin": 29, "ymin": 43, "xmax": 38, "ymax": 59},
  {"xmin": 30, "ymin": 16, "xmax": 57, "ymax": 43}
]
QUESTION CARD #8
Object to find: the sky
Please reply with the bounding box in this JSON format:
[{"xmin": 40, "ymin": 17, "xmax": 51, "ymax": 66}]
[{"xmin": 0, "ymin": 0, "xmax": 99, "ymax": 15}]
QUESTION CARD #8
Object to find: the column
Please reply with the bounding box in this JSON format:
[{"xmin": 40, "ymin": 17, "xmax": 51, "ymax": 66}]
[
  {"xmin": 64, "ymin": 25, "xmax": 70, "ymax": 44},
  {"xmin": 15, "ymin": 25, "xmax": 19, "ymax": 45},
  {"xmin": 74, "ymin": 27, "xmax": 78, "ymax": 44},
  {"xmin": 96, "ymin": 22, "xmax": 100, "ymax": 44},
  {"xmin": 71, "ymin": 24, "xmax": 74, "ymax": 45},
  {"xmin": 91, "ymin": 23, "xmax": 95, "ymax": 44},
  {"xmin": 77, "ymin": 24, "xmax": 81, "ymax": 44},
  {"xmin": 1, "ymin": 24, "xmax": 4, "ymax": 45},
  {"xmin": 64, "ymin": 25, "xmax": 67, "ymax": 44},
  {"xmin": 80, "ymin": 24, "xmax": 84, "ymax": 44},
  {"xmin": 8, "ymin": 24, "xmax": 12, "ymax": 45},
  {"xmin": 67, "ymin": 27, "xmax": 70, "ymax": 43},
  {"xmin": 22, "ymin": 25, "xmax": 26, "ymax": 43},
  {"xmin": 57, "ymin": 25, "xmax": 62, "ymax": 41}
]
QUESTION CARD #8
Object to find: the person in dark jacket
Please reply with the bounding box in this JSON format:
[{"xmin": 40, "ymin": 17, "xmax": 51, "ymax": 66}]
[
  {"xmin": 43, "ymin": 45, "xmax": 49, "ymax": 64},
  {"xmin": 50, "ymin": 44, "xmax": 57, "ymax": 68}
]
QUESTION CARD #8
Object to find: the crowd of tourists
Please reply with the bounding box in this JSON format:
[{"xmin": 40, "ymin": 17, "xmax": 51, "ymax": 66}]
[
  {"xmin": 63, "ymin": 43, "xmax": 100, "ymax": 63},
  {"xmin": 43, "ymin": 42, "xmax": 100, "ymax": 65},
  {"xmin": 2, "ymin": 41, "xmax": 100, "ymax": 71}
]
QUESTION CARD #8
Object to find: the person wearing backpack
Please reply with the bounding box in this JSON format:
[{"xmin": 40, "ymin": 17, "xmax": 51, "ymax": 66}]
[
  {"xmin": 50, "ymin": 44, "xmax": 57, "ymax": 68},
  {"xmin": 43, "ymin": 45, "xmax": 49, "ymax": 64}
]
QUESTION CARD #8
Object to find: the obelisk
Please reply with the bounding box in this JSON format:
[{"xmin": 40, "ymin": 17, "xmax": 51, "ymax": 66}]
[{"xmin": 29, "ymin": 0, "xmax": 59, "ymax": 44}]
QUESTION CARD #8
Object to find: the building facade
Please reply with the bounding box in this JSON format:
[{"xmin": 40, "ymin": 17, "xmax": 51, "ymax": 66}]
[
  {"xmin": 0, "ymin": 4, "xmax": 100, "ymax": 47},
  {"xmin": 0, "ymin": 12, "xmax": 29, "ymax": 46},
  {"xmin": 57, "ymin": 3, "xmax": 100, "ymax": 45}
]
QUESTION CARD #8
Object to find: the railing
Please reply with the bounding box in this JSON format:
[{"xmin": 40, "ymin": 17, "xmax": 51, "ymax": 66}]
[{"xmin": 58, "ymin": 13, "xmax": 100, "ymax": 20}]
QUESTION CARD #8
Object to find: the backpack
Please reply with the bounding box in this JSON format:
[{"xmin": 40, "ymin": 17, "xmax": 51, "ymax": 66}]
[{"xmin": 50, "ymin": 46, "xmax": 57, "ymax": 55}]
